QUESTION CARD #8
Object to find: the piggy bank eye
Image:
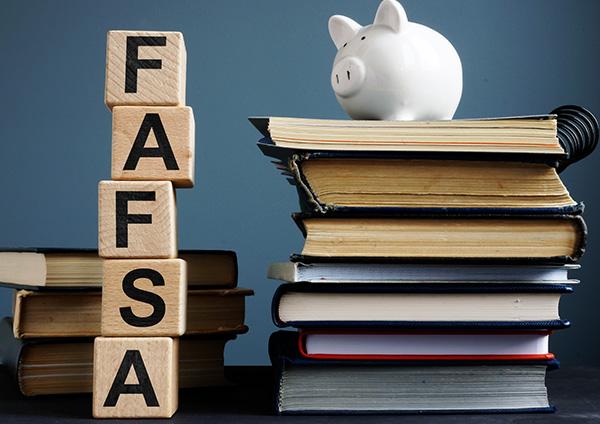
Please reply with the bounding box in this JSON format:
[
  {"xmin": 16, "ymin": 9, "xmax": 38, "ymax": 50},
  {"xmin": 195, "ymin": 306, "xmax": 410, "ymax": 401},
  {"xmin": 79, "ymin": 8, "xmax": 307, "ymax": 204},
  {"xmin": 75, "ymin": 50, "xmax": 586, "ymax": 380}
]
[
  {"xmin": 343, "ymin": 43, "xmax": 347, "ymax": 47},
  {"xmin": 361, "ymin": 36, "xmax": 366, "ymax": 40}
]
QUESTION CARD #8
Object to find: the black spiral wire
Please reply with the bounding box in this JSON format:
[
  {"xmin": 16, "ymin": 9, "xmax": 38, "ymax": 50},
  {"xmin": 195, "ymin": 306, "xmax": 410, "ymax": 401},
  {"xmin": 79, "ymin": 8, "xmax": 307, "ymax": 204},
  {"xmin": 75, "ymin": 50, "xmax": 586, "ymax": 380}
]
[{"xmin": 551, "ymin": 105, "xmax": 598, "ymax": 172}]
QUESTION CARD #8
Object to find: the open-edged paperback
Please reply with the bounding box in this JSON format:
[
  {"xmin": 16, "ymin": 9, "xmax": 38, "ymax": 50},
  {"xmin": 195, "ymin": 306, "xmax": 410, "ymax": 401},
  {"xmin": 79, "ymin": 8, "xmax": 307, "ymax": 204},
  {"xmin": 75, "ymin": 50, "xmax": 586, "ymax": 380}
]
[
  {"xmin": 254, "ymin": 106, "xmax": 598, "ymax": 180},
  {"xmin": 251, "ymin": 115, "xmax": 564, "ymax": 154}
]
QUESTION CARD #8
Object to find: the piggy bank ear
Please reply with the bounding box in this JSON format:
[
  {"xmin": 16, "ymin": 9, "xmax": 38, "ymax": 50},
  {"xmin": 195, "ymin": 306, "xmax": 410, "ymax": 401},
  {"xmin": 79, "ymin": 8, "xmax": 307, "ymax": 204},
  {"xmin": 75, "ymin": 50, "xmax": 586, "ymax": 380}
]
[
  {"xmin": 373, "ymin": 0, "xmax": 408, "ymax": 33},
  {"xmin": 329, "ymin": 15, "xmax": 362, "ymax": 49}
]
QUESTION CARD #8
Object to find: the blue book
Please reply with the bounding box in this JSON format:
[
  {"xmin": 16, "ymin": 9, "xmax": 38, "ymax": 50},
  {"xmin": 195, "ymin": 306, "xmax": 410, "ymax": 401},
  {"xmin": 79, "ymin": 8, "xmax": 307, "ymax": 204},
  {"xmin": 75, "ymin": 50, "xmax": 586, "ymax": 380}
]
[{"xmin": 272, "ymin": 282, "xmax": 572, "ymax": 330}]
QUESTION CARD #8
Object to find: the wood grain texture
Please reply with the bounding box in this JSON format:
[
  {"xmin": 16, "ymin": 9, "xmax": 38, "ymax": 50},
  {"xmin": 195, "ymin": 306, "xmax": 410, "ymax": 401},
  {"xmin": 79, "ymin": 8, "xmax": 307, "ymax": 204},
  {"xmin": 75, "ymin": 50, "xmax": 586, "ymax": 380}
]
[
  {"xmin": 98, "ymin": 180, "xmax": 177, "ymax": 259},
  {"xmin": 111, "ymin": 106, "xmax": 195, "ymax": 188},
  {"xmin": 105, "ymin": 31, "xmax": 186, "ymax": 111},
  {"xmin": 93, "ymin": 337, "xmax": 178, "ymax": 418},
  {"xmin": 101, "ymin": 259, "xmax": 187, "ymax": 337}
]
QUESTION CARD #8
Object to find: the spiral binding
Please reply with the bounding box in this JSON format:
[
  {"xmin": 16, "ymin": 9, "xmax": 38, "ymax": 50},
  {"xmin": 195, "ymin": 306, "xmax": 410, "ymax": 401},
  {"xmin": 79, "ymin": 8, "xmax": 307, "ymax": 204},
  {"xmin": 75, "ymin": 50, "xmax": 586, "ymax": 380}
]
[{"xmin": 551, "ymin": 105, "xmax": 598, "ymax": 172}]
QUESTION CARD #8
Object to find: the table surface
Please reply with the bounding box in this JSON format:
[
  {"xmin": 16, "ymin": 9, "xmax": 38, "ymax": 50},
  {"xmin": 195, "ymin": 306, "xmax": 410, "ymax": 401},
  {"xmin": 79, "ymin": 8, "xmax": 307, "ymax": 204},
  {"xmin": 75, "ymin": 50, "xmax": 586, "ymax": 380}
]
[{"xmin": 1, "ymin": 365, "xmax": 599, "ymax": 423}]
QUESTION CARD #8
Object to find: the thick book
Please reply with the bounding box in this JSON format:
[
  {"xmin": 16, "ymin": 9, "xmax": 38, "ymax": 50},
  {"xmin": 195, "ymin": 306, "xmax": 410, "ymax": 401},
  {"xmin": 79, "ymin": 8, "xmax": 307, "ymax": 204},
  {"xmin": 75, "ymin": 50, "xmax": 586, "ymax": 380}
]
[
  {"xmin": 291, "ymin": 212, "xmax": 587, "ymax": 263},
  {"xmin": 0, "ymin": 248, "xmax": 239, "ymax": 289},
  {"xmin": 285, "ymin": 152, "xmax": 581, "ymax": 213},
  {"xmin": 0, "ymin": 317, "xmax": 235, "ymax": 396},
  {"xmin": 12, "ymin": 288, "xmax": 253, "ymax": 338},
  {"xmin": 268, "ymin": 261, "xmax": 579, "ymax": 284},
  {"xmin": 298, "ymin": 329, "xmax": 554, "ymax": 361},
  {"xmin": 269, "ymin": 330, "xmax": 558, "ymax": 415},
  {"xmin": 271, "ymin": 283, "xmax": 572, "ymax": 330}
]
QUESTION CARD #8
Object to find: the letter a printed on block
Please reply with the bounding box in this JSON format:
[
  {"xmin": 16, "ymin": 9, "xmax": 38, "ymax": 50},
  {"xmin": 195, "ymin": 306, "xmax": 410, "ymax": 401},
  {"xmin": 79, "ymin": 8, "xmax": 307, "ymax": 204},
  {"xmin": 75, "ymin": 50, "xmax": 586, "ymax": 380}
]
[
  {"xmin": 112, "ymin": 106, "xmax": 195, "ymax": 188},
  {"xmin": 93, "ymin": 337, "xmax": 178, "ymax": 418}
]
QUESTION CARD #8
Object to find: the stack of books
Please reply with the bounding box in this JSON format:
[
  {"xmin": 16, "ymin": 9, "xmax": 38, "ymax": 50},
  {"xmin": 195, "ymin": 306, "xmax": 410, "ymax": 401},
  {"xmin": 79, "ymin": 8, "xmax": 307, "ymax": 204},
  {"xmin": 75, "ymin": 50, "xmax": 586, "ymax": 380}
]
[
  {"xmin": 0, "ymin": 248, "xmax": 253, "ymax": 396},
  {"xmin": 253, "ymin": 105, "xmax": 597, "ymax": 415}
]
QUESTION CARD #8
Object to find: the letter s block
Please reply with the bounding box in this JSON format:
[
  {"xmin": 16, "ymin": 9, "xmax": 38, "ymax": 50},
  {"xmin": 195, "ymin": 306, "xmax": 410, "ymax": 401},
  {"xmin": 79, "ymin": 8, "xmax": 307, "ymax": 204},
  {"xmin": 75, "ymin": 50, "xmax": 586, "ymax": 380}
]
[
  {"xmin": 112, "ymin": 106, "xmax": 195, "ymax": 188},
  {"xmin": 105, "ymin": 31, "xmax": 186, "ymax": 111},
  {"xmin": 102, "ymin": 259, "xmax": 187, "ymax": 336},
  {"xmin": 93, "ymin": 337, "xmax": 178, "ymax": 418},
  {"xmin": 98, "ymin": 180, "xmax": 177, "ymax": 259}
]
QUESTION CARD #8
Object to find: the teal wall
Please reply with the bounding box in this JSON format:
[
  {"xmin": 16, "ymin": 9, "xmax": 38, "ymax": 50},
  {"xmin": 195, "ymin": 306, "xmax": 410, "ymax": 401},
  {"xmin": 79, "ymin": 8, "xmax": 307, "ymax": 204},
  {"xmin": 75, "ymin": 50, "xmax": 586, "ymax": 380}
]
[{"xmin": 1, "ymin": 0, "xmax": 599, "ymax": 365}]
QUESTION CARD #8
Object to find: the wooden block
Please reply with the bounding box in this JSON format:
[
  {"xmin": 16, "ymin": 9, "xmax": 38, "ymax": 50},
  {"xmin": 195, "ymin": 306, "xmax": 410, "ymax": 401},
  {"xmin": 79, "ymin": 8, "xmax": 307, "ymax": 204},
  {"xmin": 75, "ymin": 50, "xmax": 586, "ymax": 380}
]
[
  {"xmin": 105, "ymin": 31, "xmax": 186, "ymax": 111},
  {"xmin": 93, "ymin": 337, "xmax": 178, "ymax": 418},
  {"xmin": 112, "ymin": 106, "xmax": 195, "ymax": 188},
  {"xmin": 98, "ymin": 180, "xmax": 177, "ymax": 259},
  {"xmin": 102, "ymin": 259, "xmax": 187, "ymax": 336}
]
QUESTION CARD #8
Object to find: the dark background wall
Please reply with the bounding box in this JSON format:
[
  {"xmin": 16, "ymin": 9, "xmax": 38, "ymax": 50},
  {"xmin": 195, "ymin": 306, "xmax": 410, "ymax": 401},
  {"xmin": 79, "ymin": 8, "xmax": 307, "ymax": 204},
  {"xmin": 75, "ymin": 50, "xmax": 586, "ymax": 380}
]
[{"xmin": 1, "ymin": 0, "xmax": 599, "ymax": 365}]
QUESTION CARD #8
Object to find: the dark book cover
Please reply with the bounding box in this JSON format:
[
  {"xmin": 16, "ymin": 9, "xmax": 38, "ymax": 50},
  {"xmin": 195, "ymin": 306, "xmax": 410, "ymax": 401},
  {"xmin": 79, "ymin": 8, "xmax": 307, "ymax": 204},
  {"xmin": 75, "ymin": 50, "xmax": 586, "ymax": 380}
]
[
  {"xmin": 268, "ymin": 330, "xmax": 559, "ymax": 415},
  {"xmin": 271, "ymin": 282, "xmax": 573, "ymax": 330}
]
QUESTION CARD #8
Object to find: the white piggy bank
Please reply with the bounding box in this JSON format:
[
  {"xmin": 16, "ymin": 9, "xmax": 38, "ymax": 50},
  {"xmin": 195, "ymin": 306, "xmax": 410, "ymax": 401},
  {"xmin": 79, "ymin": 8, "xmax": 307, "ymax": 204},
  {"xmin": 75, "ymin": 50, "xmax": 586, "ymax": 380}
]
[{"xmin": 329, "ymin": 0, "xmax": 462, "ymax": 121}]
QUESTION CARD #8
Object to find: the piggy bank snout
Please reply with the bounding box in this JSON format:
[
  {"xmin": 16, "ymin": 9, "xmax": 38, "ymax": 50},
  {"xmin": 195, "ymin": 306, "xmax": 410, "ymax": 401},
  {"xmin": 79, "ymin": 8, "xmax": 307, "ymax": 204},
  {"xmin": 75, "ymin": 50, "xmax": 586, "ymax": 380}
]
[{"xmin": 331, "ymin": 56, "xmax": 365, "ymax": 98}]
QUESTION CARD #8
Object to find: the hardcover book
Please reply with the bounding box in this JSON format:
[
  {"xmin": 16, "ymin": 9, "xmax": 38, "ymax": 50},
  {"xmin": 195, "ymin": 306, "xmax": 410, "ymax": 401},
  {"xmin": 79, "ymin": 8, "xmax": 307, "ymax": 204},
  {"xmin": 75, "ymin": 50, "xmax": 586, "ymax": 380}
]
[
  {"xmin": 298, "ymin": 329, "xmax": 554, "ymax": 361},
  {"xmin": 271, "ymin": 282, "xmax": 572, "ymax": 330},
  {"xmin": 267, "ymin": 261, "xmax": 579, "ymax": 284},
  {"xmin": 0, "ymin": 248, "xmax": 239, "ymax": 289},
  {"xmin": 269, "ymin": 330, "xmax": 558, "ymax": 415},
  {"xmin": 12, "ymin": 288, "xmax": 253, "ymax": 338},
  {"xmin": 0, "ymin": 317, "xmax": 235, "ymax": 396},
  {"xmin": 285, "ymin": 153, "xmax": 580, "ymax": 213},
  {"xmin": 291, "ymin": 212, "xmax": 587, "ymax": 263}
]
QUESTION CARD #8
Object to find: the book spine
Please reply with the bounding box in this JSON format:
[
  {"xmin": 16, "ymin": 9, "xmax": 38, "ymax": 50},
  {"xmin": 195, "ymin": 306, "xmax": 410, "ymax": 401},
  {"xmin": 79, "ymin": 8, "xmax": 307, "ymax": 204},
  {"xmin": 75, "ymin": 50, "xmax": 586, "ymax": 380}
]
[
  {"xmin": 274, "ymin": 318, "xmax": 571, "ymax": 330},
  {"xmin": 0, "ymin": 317, "xmax": 25, "ymax": 394},
  {"xmin": 553, "ymin": 105, "xmax": 598, "ymax": 171},
  {"xmin": 289, "ymin": 154, "xmax": 326, "ymax": 213}
]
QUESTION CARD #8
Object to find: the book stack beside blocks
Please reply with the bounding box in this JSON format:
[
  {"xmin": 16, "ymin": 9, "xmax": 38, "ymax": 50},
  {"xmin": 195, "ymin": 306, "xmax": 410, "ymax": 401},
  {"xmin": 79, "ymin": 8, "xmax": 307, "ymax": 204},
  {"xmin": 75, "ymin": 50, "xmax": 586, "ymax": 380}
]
[
  {"xmin": 94, "ymin": 30, "xmax": 253, "ymax": 418},
  {"xmin": 0, "ymin": 31, "xmax": 253, "ymax": 417},
  {"xmin": 252, "ymin": 105, "xmax": 598, "ymax": 415},
  {"xmin": 0, "ymin": 249, "xmax": 250, "ymax": 398}
]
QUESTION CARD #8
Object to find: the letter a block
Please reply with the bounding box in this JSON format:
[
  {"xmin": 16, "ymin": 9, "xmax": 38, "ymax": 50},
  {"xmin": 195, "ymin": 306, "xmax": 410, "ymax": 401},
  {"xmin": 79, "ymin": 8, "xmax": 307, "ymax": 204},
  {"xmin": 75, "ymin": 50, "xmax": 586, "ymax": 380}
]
[
  {"xmin": 102, "ymin": 259, "xmax": 187, "ymax": 336},
  {"xmin": 99, "ymin": 180, "xmax": 177, "ymax": 259},
  {"xmin": 93, "ymin": 337, "xmax": 178, "ymax": 418},
  {"xmin": 112, "ymin": 106, "xmax": 195, "ymax": 188},
  {"xmin": 105, "ymin": 31, "xmax": 186, "ymax": 111}
]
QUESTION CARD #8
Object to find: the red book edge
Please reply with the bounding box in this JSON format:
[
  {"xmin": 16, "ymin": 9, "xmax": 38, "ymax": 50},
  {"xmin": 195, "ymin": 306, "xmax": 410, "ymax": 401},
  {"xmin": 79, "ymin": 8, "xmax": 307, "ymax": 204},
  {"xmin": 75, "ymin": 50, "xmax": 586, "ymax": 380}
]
[{"xmin": 298, "ymin": 329, "xmax": 555, "ymax": 361}]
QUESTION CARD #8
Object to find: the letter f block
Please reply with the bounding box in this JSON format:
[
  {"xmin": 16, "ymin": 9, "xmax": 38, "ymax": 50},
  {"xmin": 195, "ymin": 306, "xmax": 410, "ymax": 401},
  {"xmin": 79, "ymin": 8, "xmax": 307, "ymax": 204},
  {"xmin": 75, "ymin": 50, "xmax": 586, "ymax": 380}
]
[
  {"xmin": 99, "ymin": 180, "xmax": 177, "ymax": 258},
  {"xmin": 105, "ymin": 31, "xmax": 186, "ymax": 111}
]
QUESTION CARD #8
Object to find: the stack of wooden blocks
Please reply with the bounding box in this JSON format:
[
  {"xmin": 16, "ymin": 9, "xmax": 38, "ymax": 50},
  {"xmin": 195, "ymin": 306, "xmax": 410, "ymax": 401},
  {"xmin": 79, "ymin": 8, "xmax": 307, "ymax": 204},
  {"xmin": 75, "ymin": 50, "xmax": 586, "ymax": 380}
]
[{"xmin": 94, "ymin": 30, "xmax": 193, "ymax": 418}]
